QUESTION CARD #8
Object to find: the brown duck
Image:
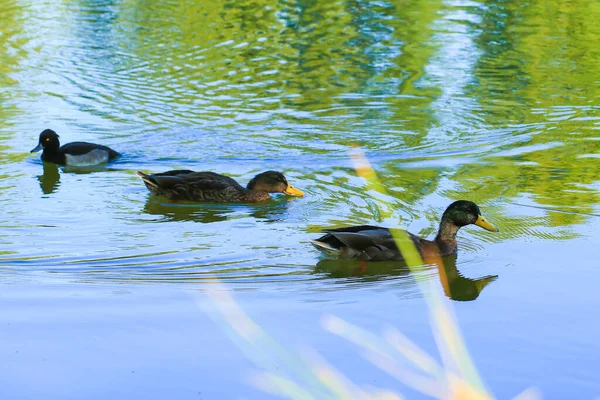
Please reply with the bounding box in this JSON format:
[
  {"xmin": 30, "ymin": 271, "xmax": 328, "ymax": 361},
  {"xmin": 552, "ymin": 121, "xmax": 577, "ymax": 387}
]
[
  {"xmin": 137, "ymin": 170, "xmax": 304, "ymax": 203},
  {"xmin": 311, "ymin": 200, "xmax": 498, "ymax": 261}
]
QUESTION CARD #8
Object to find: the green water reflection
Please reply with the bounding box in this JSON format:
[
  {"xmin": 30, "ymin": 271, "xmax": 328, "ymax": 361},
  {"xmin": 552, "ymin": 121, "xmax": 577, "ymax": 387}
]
[{"xmin": 0, "ymin": 0, "xmax": 597, "ymax": 289}]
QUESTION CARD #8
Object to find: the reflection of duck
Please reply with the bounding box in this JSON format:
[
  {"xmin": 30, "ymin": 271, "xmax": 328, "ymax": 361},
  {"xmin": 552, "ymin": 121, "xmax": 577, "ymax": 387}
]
[
  {"xmin": 142, "ymin": 198, "xmax": 234, "ymax": 223},
  {"xmin": 437, "ymin": 254, "xmax": 497, "ymax": 301},
  {"xmin": 141, "ymin": 197, "xmax": 292, "ymax": 223},
  {"xmin": 31, "ymin": 129, "xmax": 120, "ymax": 166},
  {"xmin": 314, "ymin": 254, "xmax": 497, "ymax": 301},
  {"xmin": 137, "ymin": 170, "xmax": 304, "ymax": 203},
  {"xmin": 314, "ymin": 258, "xmax": 408, "ymax": 281},
  {"xmin": 311, "ymin": 201, "xmax": 498, "ymax": 261},
  {"xmin": 35, "ymin": 162, "xmax": 121, "ymax": 195},
  {"xmin": 37, "ymin": 162, "xmax": 61, "ymax": 194}
]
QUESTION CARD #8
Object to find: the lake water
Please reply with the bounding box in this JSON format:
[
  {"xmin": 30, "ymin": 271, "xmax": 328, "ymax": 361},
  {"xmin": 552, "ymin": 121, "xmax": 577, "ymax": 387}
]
[{"xmin": 1, "ymin": 0, "xmax": 599, "ymax": 398}]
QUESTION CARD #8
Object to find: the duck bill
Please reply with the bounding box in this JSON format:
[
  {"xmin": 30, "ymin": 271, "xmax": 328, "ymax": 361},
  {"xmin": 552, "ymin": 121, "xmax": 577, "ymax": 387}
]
[
  {"xmin": 283, "ymin": 185, "xmax": 304, "ymax": 197},
  {"xmin": 31, "ymin": 143, "xmax": 43, "ymax": 153},
  {"xmin": 475, "ymin": 215, "xmax": 499, "ymax": 232}
]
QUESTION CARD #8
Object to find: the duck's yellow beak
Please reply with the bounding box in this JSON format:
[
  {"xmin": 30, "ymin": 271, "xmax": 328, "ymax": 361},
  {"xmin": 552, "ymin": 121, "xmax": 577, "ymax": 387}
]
[
  {"xmin": 475, "ymin": 215, "xmax": 499, "ymax": 232},
  {"xmin": 283, "ymin": 184, "xmax": 304, "ymax": 197}
]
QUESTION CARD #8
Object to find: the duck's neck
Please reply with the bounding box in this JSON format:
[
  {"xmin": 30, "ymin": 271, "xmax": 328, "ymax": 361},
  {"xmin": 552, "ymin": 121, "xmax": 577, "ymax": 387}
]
[
  {"xmin": 40, "ymin": 145, "xmax": 60, "ymax": 161},
  {"xmin": 434, "ymin": 220, "xmax": 460, "ymax": 254}
]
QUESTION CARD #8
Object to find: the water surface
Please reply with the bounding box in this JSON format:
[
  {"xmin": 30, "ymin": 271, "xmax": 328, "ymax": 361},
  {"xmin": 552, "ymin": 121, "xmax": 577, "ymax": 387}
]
[{"xmin": 1, "ymin": 0, "xmax": 599, "ymax": 398}]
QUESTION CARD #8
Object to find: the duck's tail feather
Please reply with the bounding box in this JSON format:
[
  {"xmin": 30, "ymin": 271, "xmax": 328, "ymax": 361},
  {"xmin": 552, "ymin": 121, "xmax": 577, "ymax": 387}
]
[
  {"xmin": 310, "ymin": 240, "xmax": 342, "ymax": 257},
  {"xmin": 137, "ymin": 171, "xmax": 161, "ymax": 191}
]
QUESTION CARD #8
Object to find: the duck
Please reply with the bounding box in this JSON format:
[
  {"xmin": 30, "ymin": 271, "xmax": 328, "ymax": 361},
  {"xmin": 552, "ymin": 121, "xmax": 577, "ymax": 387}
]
[
  {"xmin": 137, "ymin": 169, "xmax": 304, "ymax": 203},
  {"xmin": 311, "ymin": 200, "xmax": 498, "ymax": 261},
  {"xmin": 31, "ymin": 129, "xmax": 120, "ymax": 166}
]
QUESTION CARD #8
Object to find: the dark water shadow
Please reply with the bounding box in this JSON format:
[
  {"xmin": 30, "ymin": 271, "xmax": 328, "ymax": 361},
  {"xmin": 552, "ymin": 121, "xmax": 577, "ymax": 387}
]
[
  {"xmin": 246, "ymin": 198, "xmax": 293, "ymax": 223},
  {"xmin": 142, "ymin": 197, "xmax": 235, "ymax": 223},
  {"xmin": 314, "ymin": 254, "xmax": 497, "ymax": 301},
  {"xmin": 37, "ymin": 162, "xmax": 61, "ymax": 194},
  {"xmin": 36, "ymin": 162, "xmax": 124, "ymax": 195},
  {"xmin": 141, "ymin": 196, "xmax": 293, "ymax": 224},
  {"xmin": 437, "ymin": 254, "xmax": 497, "ymax": 302},
  {"xmin": 60, "ymin": 165, "xmax": 122, "ymax": 174}
]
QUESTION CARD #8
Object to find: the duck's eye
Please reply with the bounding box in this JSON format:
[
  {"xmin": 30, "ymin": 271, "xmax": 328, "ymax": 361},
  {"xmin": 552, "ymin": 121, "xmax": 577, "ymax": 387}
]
[{"xmin": 45, "ymin": 138, "xmax": 50, "ymax": 142}]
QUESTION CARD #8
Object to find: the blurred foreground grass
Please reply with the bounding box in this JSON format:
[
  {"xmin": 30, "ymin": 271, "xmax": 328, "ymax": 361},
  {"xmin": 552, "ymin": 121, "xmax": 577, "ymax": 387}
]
[{"xmin": 199, "ymin": 149, "xmax": 541, "ymax": 399}]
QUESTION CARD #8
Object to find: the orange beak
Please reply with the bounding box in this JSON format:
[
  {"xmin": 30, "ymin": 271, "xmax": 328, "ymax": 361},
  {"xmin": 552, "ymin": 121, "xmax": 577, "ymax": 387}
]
[{"xmin": 283, "ymin": 184, "xmax": 304, "ymax": 197}]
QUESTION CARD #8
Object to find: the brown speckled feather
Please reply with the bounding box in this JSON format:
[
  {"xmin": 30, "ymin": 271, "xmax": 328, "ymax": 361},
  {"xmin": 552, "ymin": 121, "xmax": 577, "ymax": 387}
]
[{"xmin": 137, "ymin": 170, "xmax": 270, "ymax": 203}]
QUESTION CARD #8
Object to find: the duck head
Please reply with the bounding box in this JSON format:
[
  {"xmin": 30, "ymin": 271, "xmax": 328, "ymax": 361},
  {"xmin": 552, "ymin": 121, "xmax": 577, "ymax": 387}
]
[
  {"xmin": 441, "ymin": 200, "xmax": 499, "ymax": 232},
  {"xmin": 31, "ymin": 129, "xmax": 60, "ymax": 153},
  {"xmin": 246, "ymin": 171, "xmax": 304, "ymax": 196}
]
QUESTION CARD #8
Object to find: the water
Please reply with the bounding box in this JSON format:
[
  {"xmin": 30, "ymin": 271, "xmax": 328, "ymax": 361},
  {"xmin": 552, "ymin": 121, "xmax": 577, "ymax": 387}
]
[{"xmin": 1, "ymin": 0, "xmax": 599, "ymax": 398}]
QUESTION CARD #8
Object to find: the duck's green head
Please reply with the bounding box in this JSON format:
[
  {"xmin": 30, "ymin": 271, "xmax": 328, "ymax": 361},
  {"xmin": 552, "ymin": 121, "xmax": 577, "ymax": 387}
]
[
  {"xmin": 247, "ymin": 171, "xmax": 304, "ymax": 197},
  {"xmin": 31, "ymin": 129, "xmax": 60, "ymax": 153},
  {"xmin": 442, "ymin": 200, "xmax": 499, "ymax": 232}
]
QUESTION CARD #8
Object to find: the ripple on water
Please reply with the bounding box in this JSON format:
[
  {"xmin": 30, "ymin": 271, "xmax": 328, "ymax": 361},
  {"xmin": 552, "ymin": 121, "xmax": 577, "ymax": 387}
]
[{"xmin": 2, "ymin": 0, "xmax": 599, "ymax": 305}]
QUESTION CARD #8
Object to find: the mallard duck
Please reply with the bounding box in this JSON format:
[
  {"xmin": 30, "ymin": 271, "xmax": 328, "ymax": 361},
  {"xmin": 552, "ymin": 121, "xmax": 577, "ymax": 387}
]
[
  {"xmin": 137, "ymin": 170, "xmax": 304, "ymax": 203},
  {"xmin": 31, "ymin": 129, "xmax": 120, "ymax": 166},
  {"xmin": 311, "ymin": 200, "xmax": 498, "ymax": 261}
]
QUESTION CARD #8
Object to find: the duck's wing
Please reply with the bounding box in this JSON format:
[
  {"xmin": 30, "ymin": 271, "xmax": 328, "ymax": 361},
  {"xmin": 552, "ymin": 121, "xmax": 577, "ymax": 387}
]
[
  {"xmin": 60, "ymin": 142, "xmax": 119, "ymax": 158},
  {"xmin": 311, "ymin": 226, "xmax": 396, "ymax": 260},
  {"xmin": 323, "ymin": 225, "xmax": 394, "ymax": 249},
  {"xmin": 138, "ymin": 170, "xmax": 240, "ymax": 188},
  {"xmin": 137, "ymin": 170, "xmax": 196, "ymax": 190},
  {"xmin": 147, "ymin": 169, "xmax": 197, "ymax": 177},
  {"xmin": 186, "ymin": 171, "xmax": 244, "ymax": 189},
  {"xmin": 312, "ymin": 226, "xmax": 427, "ymax": 261},
  {"xmin": 137, "ymin": 170, "xmax": 246, "ymax": 201}
]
